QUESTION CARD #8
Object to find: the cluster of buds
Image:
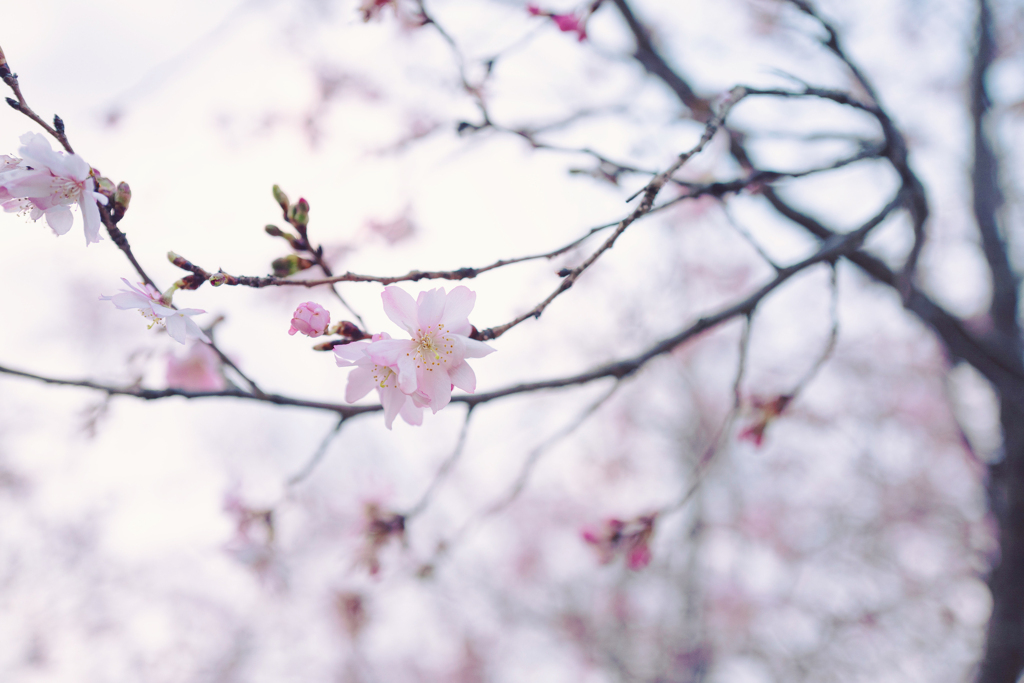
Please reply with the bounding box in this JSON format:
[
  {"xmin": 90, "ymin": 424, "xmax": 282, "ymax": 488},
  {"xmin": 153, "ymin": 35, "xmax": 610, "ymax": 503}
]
[
  {"xmin": 581, "ymin": 513, "xmax": 656, "ymax": 570},
  {"xmin": 265, "ymin": 185, "xmax": 321, "ymax": 278}
]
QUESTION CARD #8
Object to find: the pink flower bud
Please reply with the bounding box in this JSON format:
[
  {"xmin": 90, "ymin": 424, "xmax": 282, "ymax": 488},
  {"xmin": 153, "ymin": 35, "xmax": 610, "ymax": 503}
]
[{"xmin": 289, "ymin": 301, "xmax": 331, "ymax": 337}]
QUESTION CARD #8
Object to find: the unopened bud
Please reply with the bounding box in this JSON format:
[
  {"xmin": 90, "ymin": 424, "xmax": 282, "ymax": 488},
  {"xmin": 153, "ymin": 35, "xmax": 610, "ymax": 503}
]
[
  {"xmin": 272, "ymin": 184, "xmax": 289, "ymax": 212},
  {"xmin": 95, "ymin": 176, "xmax": 116, "ymax": 198},
  {"xmin": 265, "ymin": 224, "xmax": 301, "ymax": 249},
  {"xmin": 288, "ymin": 201, "xmax": 309, "ymax": 227},
  {"xmin": 53, "ymin": 114, "xmax": 65, "ymax": 135},
  {"xmin": 334, "ymin": 320, "xmax": 366, "ymax": 340},
  {"xmin": 5, "ymin": 97, "xmax": 19, "ymax": 111},
  {"xmin": 114, "ymin": 182, "xmax": 131, "ymax": 209},
  {"xmin": 210, "ymin": 271, "xmax": 237, "ymax": 286},
  {"xmin": 272, "ymin": 254, "xmax": 314, "ymax": 277}
]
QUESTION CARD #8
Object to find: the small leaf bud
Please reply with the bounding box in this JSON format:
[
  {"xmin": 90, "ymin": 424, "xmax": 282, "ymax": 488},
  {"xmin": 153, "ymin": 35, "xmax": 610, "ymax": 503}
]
[
  {"xmin": 272, "ymin": 184, "xmax": 289, "ymax": 212},
  {"xmin": 94, "ymin": 176, "xmax": 116, "ymax": 198},
  {"xmin": 5, "ymin": 97, "xmax": 20, "ymax": 111},
  {"xmin": 53, "ymin": 114, "xmax": 64, "ymax": 135},
  {"xmin": 288, "ymin": 201, "xmax": 309, "ymax": 227},
  {"xmin": 272, "ymin": 254, "xmax": 314, "ymax": 277},
  {"xmin": 114, "ymin": 182, "xmax": 131, "ymax": 210}
]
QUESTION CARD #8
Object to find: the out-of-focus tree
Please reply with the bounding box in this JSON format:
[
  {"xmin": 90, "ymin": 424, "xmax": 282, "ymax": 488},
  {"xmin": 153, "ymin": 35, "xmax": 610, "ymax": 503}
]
[{"xmin": 0, "ymin": 0, "xmax": 1022, "ymax": 681}]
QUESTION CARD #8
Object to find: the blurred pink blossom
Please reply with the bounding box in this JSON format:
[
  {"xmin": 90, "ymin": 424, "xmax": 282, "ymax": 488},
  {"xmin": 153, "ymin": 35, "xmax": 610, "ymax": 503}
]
[
  {"xmin": 289, "ymin": 301, "xmax": 331, "ymax": 337},
  {"xmin": 738, "ymin": 395, "xmax": 791, "ymax": 447},
  {"xmin": 166, "ymin": 341, "xmax": 226, "ymax": 391},
  {"xmin": 581, "ymin": 514, "xmax": 656, "ymax": 570},
  {"xmin": 527, "ymin": 5, "xmax": 588, "ymax": 41},
  {"xmin": 366, "ymin": 213, "xmax": 416, "ymax": 245},
  {"xmin": 360, "ymin": 502, "xmax": 406, "ymax": 576}
]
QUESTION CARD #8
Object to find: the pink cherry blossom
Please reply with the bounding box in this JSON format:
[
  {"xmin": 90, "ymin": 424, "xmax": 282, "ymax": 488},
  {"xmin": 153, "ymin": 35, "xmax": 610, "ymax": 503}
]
[
  {"xmin": 289, "ymin": 301, "xmax": 331, "ymax": 337},
  {"xmin": 335, "ymin": 333, "xmax": 424, "ymax": 429},
  {"xmin": 101, "ymin": 278, "xmax": 210, "ymax": 344},
  {"xmin": 738, "ymin": 394, "xmax": 792, "ymax": 447},
  {"xmin": 526, "ymin": 5, "xmax": 588, "ymax": 41},
  {"xmin": 167, "ymin": 341, "xmax": 226, "ymax": 391},
  {"xmin": 0, "ymin": 132, "xmax": 108, "ymax": 244},
  {"xmin": 364, "ymin": 286, "xmax": 494, "ymax": 413}
]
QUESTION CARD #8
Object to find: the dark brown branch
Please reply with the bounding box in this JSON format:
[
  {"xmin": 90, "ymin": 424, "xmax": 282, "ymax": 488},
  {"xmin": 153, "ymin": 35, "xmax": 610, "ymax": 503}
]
[
  {"xmin": 0, "ymin": 44, "xmax": 74, "ymax": 153},
  {"xmin": 971, "ymin": 2, "xmax": 1024, "ymax": 682},
  {"xmin": 0, "ymin": 362, "xmax": 370, "ymax": 416},
  {"xmin": 0, "ymin": 197, "xmax": 898, "ymax": 424},
  {"xmin": 609, "ymin": 0, "xmax": 711, "ymax": 121}
]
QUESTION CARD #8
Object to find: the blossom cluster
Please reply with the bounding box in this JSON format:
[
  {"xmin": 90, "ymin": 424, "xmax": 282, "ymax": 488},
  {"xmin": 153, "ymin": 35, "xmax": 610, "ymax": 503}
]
[
  {"xmin": 330, "ymin": 286, "xmax": 494, "ymax": 429},
  {"xmin": 0, "ymin": 132, "xmax": 106, "ymax": 244}
]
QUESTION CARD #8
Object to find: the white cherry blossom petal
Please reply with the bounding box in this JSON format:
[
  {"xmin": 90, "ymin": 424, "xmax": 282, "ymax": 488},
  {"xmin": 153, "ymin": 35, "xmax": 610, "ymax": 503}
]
[
  {"xmin": 448, "ymin": 360, "xmax": 476, "ymax": 393},
  {"xmin": 381, "ymin": 286, "xmax": 418, "ymax": 333}
]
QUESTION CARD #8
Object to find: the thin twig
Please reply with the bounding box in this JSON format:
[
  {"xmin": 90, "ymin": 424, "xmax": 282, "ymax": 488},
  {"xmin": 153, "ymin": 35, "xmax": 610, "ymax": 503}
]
[
  {"xmin": 790, "ymin": 262, "xmax": 840, "ymax": 395},
  {"xmin": 430, "ymin": 380, "xmax": 624, "ymax": 567},
  {"xmin": 0, "ymin": 194, "xmax": 901, "ymax": 419},
  {"xmin": 0, "ymin": 44, "xmax": 74, "ymax": 152},
  {"xmin": 403, "ymin": 405, "xmax": 475, "ymax": 520},
  {"xmin": 287, "ymin": 416, "xmax": 347, "ymax": 486}
]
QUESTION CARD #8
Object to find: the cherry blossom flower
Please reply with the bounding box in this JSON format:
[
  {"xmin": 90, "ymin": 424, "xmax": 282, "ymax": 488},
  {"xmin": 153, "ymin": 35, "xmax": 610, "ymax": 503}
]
[
  {"xmin": 288, "ymin": 301, "xmax": 331, "ymax": 337},
  {"xmin": 101, "ymin": 277, "xmax": 210, "ymax": 344},
  {"xmin": 166, "ymin": 341, "xmax": 226, "ymax": 391},
  {"xmin": 335, "ymin": 333, "xmax": 425, "ymax": 429},
  {"xmin": 363, "ymin": 286, "xmax": 494, "ymax": 413},
  {"xmin": 0, "ymin": 132, "xmax": 107, "ymax": 244},
  {"xmin": 581, "ymin": 514, "xmax": 656, "ymax": 570}
]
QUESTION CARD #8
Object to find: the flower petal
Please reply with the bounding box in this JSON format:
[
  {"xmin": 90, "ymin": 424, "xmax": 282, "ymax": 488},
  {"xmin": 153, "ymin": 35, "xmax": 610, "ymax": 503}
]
[
  {"xmin": 334, "ymin": 340, "xmax": 370, "ymax": 366},
  {"xmin": 441, "ymin": 286, "xmax": 475, "ymax": 328},
  {"xmin": 344, "ymin": 366, "xmax": 375, "ymax": 403},
  {"xmin": 448, "ymin": 360, "xmax": 476, "ymax": 393},
  {"xmin": 164, "ymin": 315, "xmax": 187, "ymax": 344},
  {"xmin": 44, "ymin": 206, "xmax": 73, "ymax": 236},
  {"xmin": 366, "ymin": 338, "xmax": 415, "ymax": 366},
  {"xmin": 400, "ymin": 399, "xmax": 424, "ymax": 426},
  {"xmin": 183, "ymin": 317, "xmax": 211, "ymax": 343},
  {"xmin": 395, "ymin": 353, "xmax": 418, "ymax": 394},
  {"xmin": 416, "ymin": 288, "xmax": 446, "ymax": 330},
  {"xmin": 418, "ymin": 367, "xmax": 452, "ymax": 413},
  {"xmin": 461, "ymin": 337, "xmax": 495, "ymax": 358},
  {"xmin": 381, "ymin": 286, "xmax": 418, "ymax": 333},
  {"xmin": 379, "ymin": 386, "xmax": 405, "ymax": 430},
  {"xmin": 80, "ymin": 191, "xmax": 102, "ymax": 245}
]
